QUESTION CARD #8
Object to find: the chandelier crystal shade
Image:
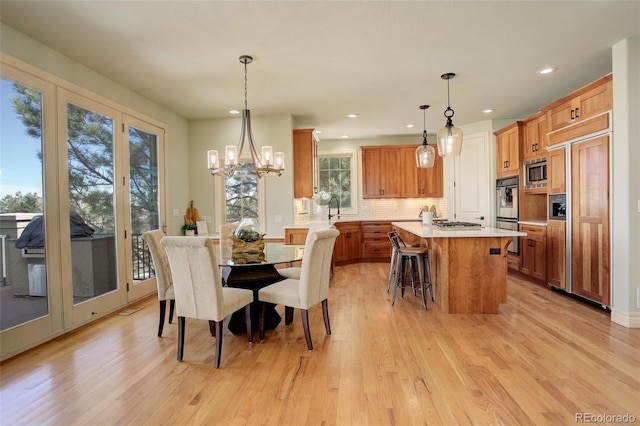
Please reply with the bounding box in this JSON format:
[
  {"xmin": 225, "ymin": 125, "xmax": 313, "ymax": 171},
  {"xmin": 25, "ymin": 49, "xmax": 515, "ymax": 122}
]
[
  {"xmin": 207, "ymin": 55, "xmax": 284, "ymax": 178},
  {"xmin": 436, "ymin": 72, "xmax": 463, "ymax": 157},
  {"xmin": 415, "ymin": 104, "xmax": 436, "ymax": 168}
]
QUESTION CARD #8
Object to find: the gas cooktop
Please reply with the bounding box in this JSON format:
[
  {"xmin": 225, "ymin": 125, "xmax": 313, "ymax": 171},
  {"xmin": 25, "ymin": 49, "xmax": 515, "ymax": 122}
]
[{"xmin": 434, "ymin": 221, "xmax": 483, "ymax": 230}]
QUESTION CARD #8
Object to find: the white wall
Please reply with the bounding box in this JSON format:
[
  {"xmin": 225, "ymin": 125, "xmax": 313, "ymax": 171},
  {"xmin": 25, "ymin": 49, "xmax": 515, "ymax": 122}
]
[
  {"xmin": 611, "ymin": 36, "xmax": 640, "ymax": 327},
  {"xmin": 0, "ymin": 23, "xmax": 191, "ymax": 235}
]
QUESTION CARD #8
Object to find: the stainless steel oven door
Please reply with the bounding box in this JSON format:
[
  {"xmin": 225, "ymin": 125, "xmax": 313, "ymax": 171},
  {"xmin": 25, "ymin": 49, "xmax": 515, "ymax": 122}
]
[{"xmin": 496, "ymin": 220, "xmax": 519, "ymax": 255}]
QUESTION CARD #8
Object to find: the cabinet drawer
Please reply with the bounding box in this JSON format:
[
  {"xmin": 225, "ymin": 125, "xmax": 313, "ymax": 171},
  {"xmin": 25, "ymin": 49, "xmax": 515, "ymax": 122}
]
[
  {"xmin": 363, "ymin": 242, "xmax": 391, "ymax": 257},
  {"xmin": 520, "ymin": 225, "xmax": 546, "ymax": 238},
  {"xmin": 361, "ymin": 222, "xmax": 392, "ymax": 232}
]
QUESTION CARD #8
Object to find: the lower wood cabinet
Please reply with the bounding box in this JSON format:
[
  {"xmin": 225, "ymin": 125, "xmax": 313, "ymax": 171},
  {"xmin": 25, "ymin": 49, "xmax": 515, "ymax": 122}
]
[
  {"xmin": 284, "ymin": 228, "xmax": 308, "ymax": 245},
  {"xmin": 546, "ymin": 220, "xmax": 566, "ymax": 289},
  {"xmin": 333, "ymin": 222, "xmax": 362, "ymax": 264},
  {"xmin": 520, "ymin": 224, "xmax": 547, "ymax": 282},
  {"xmin": 361, "ymin": 221, "xmax": 392, "ymax": 260}
]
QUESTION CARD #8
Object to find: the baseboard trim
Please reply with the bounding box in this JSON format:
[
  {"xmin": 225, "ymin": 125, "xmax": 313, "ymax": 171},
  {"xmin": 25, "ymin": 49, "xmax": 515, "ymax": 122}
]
[{"xmin": 611, "ymin": 308, "xmax": 640, "ymax": 328}]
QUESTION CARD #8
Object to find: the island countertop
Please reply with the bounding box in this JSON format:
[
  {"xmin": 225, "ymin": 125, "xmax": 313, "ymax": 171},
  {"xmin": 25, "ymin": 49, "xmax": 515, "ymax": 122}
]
[{"xmin": 392, "ymin": 221, "xmax": 527, "ymax": 238}]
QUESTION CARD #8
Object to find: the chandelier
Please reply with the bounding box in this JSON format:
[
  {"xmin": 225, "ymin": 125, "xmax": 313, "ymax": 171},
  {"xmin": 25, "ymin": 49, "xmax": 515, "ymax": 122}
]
[
  {"xmin": 207, "ymin": 55, "xmax": 284, "ymax": 178},
  {"xmin": 436, "ymin": 72, "xmax": 463, "ymax": 157},
  {"xmin": 415, "ymin": 104, "xmax": 436, "ymax": 168}
]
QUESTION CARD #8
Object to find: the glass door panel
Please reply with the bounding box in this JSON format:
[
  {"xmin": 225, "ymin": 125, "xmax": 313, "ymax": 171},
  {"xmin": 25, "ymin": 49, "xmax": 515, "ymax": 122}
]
[
  {"xmin": 125, "ymin": 115, "xmax": 164, "ymax": 301},
  {"xmin": 66, "ymin": 102, "xmax": 118, "ymax": 303},
  {"xmin": 1, "ymin": 64, "xmax": 62, "ymax": 360},
  {"xmin": 0, "ymin": 78, "xmax": 49, "ymax": 330},
  {"xmin": 57, "ymin": 89, "xmax": 125, "ymax": 326}
]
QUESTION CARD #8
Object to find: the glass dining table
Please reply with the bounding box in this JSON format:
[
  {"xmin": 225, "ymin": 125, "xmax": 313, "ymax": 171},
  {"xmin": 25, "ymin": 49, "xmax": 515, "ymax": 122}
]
[{"xmin": 219, "ymin": 241, "xmax": 304, "ymax": 335}]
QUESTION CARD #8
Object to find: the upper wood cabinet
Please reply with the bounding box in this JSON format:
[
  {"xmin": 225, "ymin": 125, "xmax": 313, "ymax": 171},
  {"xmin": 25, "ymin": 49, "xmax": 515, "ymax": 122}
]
[
  {"xmin": 546, "ymin": 74, "xmax": 612, "ymax": 134},
  {"xmin": 361, "ymin": 146, "xmax": 402, "ymax": 198},
  {"xmin": 547, "ymin": 147, "xmax": 566, "ymax": 194},
  {"xmin": 362, "ymin": 145, "xmax": 443, "ymax": 199},
  {"xmin": 495, "ymin": 121, "xmax": 522, "ymax": 178},
  {"xmin": 293, "ymin": 128, "xmax": 318, "ymax": 199},
  {"xmin": 399, "ymin": 146, "xmax": 444, "ymax": 198},
  {"xmin": 523, "ymin": 113, "xmax": 548, "ymax": 160}
]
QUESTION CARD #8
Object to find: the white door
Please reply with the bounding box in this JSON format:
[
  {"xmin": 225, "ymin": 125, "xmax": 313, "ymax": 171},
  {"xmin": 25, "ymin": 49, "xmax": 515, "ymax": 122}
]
[{"xmin": 452, "ymin": 132, "xmax": 490, "ymax": 226}]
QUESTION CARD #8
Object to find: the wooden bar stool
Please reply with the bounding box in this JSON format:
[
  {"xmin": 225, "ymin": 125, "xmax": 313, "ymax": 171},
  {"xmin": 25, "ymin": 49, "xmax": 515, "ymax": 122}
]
[{"xmin": 388, "ymin": 233, "xmax": 434, "ymax": 309}]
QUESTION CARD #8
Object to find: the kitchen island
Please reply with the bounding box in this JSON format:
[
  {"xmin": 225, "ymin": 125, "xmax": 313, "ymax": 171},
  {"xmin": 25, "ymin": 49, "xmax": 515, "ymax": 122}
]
[{"xmin": 392, "ymin": 221, "xmax": 526, "ymax": 314}]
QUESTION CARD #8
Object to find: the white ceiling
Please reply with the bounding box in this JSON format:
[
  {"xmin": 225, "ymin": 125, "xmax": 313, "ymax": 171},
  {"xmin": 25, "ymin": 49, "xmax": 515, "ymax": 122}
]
[{"xmin": 1, "ymin": 1, "xmax": 638, "ymax": 141}]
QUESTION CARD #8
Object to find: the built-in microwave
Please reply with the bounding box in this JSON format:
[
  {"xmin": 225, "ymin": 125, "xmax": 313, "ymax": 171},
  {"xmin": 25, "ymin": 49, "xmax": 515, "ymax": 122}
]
[{"xmin": 523, "ymin": 157, "xmax": 547, "ymax": 190}]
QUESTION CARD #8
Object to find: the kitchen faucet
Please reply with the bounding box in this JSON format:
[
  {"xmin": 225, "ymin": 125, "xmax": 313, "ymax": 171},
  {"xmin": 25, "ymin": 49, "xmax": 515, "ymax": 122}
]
[{"xmin": 328, "ymin": 196, "xmax": 340, "ymax": 220}]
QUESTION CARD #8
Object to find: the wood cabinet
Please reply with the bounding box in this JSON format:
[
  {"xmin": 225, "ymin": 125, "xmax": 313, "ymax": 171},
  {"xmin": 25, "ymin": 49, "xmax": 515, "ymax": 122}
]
[
  {"xmin": 546, "ymin": 75, "xmax": 612, "ymax": 134},
  {"xmin": 571, "ymin": 135, "xmax": 610, "ymax": 306},
  {"xmin": 293, "ymin": 128, "xmax": 318, "ymax": 199},
  {"xmin": 399, "ymin": 146, "xmax": 444, "ymax": 197},
  {"xmin": 284, "ymin": 228, "xmax": 308, "ymax": 245},
  {"xmin": 361, "ymin": 146, "xmax": 402, "ymax": 198},
  {"xmin": 362, "ymin": 145, "xmax": 443, "ymax": 199},
  {"xmin": 361, "ymin": 221, "xmax": 392, "ymax": 260},
  {"xmin": 495, "ymin": 122, "xmax": 522, "ymax": 178},
  {"xmin": 520, "ymin": 224, "xmax": 547, "ymax": 282},
  {"xmin": 546, "ymin": 220, "xmax": 566, "ymax": 289},
  {"xmin": 333, "ymin": 222, "xmax": 362, "ymax": 264},
  {"xmin": 547, "ymin": 147, "xmax": 566, "ymax": 194},
  {"xmin": 523, "ymin": 113, "xmax": 548, "ymax": 160}
]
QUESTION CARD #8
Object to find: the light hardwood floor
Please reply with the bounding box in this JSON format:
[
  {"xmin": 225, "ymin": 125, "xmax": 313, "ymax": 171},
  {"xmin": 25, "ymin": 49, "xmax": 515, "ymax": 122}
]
[{"xmin": 1, "ymin": 263, "xmax": 639, "ymax": 425}]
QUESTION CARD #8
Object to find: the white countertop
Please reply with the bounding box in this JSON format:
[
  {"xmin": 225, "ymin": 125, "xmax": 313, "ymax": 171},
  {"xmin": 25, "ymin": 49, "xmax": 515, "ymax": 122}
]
[
  {"xmin": 518, "ymin": 220, "xmax": 547, "ymax": 226},
  {"xmin": 392, "ymin": 221, "xmax": 527, "ymax": 238}
]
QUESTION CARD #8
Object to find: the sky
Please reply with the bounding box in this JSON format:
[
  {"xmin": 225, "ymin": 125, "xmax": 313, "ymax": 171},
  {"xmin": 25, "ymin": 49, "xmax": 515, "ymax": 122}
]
[{"xmin": 0, "ymin": 78, "xmax": 44, "ymax": 198}]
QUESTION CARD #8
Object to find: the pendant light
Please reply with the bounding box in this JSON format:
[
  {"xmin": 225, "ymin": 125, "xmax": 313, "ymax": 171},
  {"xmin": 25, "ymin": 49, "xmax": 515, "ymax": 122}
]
[
  {"xmin": 415, "ymin": 104, "xmax": 436, "ymax": 168},
  {"xmin": 207, "ymin": 55, "xmax": 284, "ymax": 178},
  {"xmin": 436, "ymin": 72, "xmax": 463, "ymax": 157}
]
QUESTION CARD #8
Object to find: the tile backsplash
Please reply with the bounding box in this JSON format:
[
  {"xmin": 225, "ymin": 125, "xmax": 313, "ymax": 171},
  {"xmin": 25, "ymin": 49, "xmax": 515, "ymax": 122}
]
[{"xmin": 294, "ymin": 198, "xmax": 448, "ymax": 224}]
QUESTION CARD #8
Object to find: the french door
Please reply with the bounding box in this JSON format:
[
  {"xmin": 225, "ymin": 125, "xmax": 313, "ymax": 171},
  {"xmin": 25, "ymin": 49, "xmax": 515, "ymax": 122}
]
[
  {"xmin": 57, "ymin": 89, "xmax": 126, "ymax": 325},
  {"xmin": 1, "ymin": 59, "xmax": 165, "ymax": 360}
]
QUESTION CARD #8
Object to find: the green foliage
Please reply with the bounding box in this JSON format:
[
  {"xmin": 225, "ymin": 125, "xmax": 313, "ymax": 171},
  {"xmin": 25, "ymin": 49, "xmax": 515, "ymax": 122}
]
[
  {"xmin": 236, "ymin": 229, "xmax": 261, "ymax": 242},
  {"xmin": 10, "ymin": 84, "xmax": 159, "ymax": 234},
  {"xmin": 0, "ymin": 191, "xmax": 43, "ymax": 213},
  {"xmin": 182, "ymin": 223, "xmax": 197, "ymax": 231}
]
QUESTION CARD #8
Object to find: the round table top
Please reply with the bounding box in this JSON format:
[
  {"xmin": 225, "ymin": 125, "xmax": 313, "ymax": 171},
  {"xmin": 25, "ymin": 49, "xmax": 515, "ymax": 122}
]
[{"xmin": 220, "ymin": 241, "xmax": 303, "ymax": 266}]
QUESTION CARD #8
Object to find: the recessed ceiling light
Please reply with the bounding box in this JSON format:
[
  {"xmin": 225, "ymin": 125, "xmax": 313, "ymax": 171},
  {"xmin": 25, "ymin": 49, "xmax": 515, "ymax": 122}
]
[
  {"xmin": 482, "ymin": 109, "xmax": 494, "ymax": 114},
  {"xmin": 229, "ymin": 109, "xmax": 240, "ymax": 114},
  {"xmin": 347, "ymin": 113, "xmax": 359, "ymax": 118},
  {"xmin": 538, "ymin": 67, "xmax": 557, "ymax": 75},
  {"xmin": 406, "ymin": 124, "xmax": 415, "ymax": 128},
  {"xmin": 341, "ymin": 135, "xmax": 349, "ymax": 139}
]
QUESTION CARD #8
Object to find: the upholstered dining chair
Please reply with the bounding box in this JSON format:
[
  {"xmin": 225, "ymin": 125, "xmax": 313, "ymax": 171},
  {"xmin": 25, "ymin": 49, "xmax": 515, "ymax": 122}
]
[
  {"xmin": 278, "ymin": 225, "xmax": 337, "ymax": 280},
  {"xmin": 141, "ymin": 230, "xmax": 175, "ymax": 337},
  {"xmin": 258, "ymin": 228, "xmax": 340, "ymax": 350},
  {"xmin": 160, "ymin": 236, "xmax": 254, "ymax": 368}
]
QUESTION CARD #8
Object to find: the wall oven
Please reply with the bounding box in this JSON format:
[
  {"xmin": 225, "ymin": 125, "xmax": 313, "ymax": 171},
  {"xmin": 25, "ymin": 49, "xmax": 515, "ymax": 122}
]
[
  {"xmin": 496, "ymin": 176, "xmax": 519, "ymax": 255},
  {"xmin": 496, "ymin": 176, "xmax": 518, "ymax": 220}
]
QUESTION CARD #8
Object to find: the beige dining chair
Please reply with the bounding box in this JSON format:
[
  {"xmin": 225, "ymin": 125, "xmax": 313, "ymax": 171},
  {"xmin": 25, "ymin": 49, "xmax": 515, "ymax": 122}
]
[
  {"xmin": 258, "ymin": 228, "xmax": 340, "ymax": 350},
  {"xmin": 160, "ymin": 236, "xmax": 254, "ymax": 368},
  {"xmin": 278, "ymin": 225, "xmax": 336, "ymax": 280},
  {"xmin": 141, "ymin": 230, "xmax": 175, "ymax": 337}
]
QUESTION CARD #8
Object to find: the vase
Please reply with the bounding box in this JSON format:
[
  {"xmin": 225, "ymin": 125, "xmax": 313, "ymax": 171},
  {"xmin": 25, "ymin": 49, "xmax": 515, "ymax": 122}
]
[
  {"xmin": 184, "ymin": 230, "xmax": 195, "ymax": 236},
  {"xmin": 315, "ymin": 204, "xmax": 328, "ymax": 218}
]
